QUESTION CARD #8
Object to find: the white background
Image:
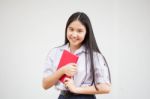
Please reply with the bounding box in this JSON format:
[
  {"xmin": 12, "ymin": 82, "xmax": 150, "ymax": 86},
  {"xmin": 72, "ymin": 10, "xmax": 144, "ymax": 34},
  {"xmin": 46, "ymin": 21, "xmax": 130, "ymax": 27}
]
[{"xmin": 0, "ymin": 0, "xmax": 150, "ymax": 99}]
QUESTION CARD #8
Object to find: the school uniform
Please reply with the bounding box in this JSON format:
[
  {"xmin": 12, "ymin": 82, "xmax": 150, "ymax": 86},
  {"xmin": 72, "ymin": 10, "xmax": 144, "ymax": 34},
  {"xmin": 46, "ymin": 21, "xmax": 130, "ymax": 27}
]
[{"xmin": 43, "ymin": 43, "xmax": 110, "ymax": 99}]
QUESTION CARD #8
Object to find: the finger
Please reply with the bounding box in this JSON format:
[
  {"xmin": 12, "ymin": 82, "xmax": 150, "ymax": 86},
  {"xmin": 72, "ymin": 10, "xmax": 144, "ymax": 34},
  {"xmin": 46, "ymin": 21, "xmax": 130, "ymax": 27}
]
[
  {"xmin": 63, "ymin": 82, "xmax": 66, "ymax": 84},
  {"xmin": 64, "ymin": 77, "xmax": 70, "ymax": 82},
  {"xmin": 71, "ymin": 70, "xmax": 77, "ymax": 74},
  {"xmin": 73, "ymin": 64, "xmax": 77, "ymax": 67},
  {"xmin": 64, "ymin": 78, "xmax": 68, "ymax": 83},
  {"xmin": 71, "ymin": 67, "xmax": 77, "ymax": 71},
  {"xmin": 65, "ymin": 85, "xmax": 68, "ymax": 89},
  {"xmin": 70, "ymin": 76, "xmax": 73, "ymax": 79},
  {"xmin": 70, "ymin": 63, "xmax": 77, "ymax": 66},
  {"xmin": 64, "ymin": 80, "xmax": 68, "ymax": 83},
  {"xmin": 72, "ymin": 68, "xmax": 77, "ymax": 71}
]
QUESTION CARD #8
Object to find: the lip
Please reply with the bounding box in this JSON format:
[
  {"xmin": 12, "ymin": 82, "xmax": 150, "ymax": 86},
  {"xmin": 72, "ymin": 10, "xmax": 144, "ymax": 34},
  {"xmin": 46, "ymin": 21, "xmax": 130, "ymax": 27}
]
[
  {"xmin": 71, "ymin": 38, "xmax": 79, "ymax": 42},
  {"xmin": 71, "ymin": 39, "xmax": 77, "ymax": 43}
]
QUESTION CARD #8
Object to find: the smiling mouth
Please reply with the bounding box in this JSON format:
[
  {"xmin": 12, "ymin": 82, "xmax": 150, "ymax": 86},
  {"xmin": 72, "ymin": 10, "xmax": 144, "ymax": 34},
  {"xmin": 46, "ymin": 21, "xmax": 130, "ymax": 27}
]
[{"xmin": 71, "ymin": 38, "xmax": 78, "ymax": 42}]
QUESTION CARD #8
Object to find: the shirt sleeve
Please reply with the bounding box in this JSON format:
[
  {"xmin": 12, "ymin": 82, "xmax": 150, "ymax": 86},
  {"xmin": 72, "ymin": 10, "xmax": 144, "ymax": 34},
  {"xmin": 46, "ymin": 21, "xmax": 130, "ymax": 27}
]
[
  {"xmin": 43, "ymin": 48, "xmax": 56, "ymax": 78},
  {"xmin": 94, "ymin": 53, "xmax": 111, "ymax": 84}
]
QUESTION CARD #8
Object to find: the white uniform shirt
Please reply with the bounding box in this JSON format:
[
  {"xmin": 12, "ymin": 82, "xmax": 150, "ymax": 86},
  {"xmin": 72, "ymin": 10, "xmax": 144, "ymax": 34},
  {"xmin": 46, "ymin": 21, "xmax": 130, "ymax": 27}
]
[{"xmin": 43, "ymin": 44, "xmax": 110, "ymax": 90}]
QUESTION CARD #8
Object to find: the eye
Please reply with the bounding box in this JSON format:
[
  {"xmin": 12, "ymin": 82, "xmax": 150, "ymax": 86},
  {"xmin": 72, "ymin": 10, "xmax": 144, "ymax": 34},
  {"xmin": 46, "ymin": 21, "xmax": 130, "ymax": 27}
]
[
  {"xmin": 77, "ymin": 29, "xmax": 83, "ymax": 33},
  {"xmin": 70, "ymin": 28, "xmax": 73, "ymax": 31},
  {"xmin": 68, "ymin": 27, "xmax": 73, "ymax": 31}
]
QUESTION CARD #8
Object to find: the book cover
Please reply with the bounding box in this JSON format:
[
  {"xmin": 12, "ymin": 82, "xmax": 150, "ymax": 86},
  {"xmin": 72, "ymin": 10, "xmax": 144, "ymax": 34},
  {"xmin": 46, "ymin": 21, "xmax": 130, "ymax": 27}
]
[{"xmin": 57, "ymin": 50, "xmax": 79, "ymax": 83}]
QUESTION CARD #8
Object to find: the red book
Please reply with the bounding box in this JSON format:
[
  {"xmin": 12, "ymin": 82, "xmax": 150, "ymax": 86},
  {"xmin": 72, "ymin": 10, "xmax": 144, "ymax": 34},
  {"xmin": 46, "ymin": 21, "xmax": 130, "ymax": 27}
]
[{"xmin": 57, "ymin": 50, "xmax": 79, "ymax": 83}]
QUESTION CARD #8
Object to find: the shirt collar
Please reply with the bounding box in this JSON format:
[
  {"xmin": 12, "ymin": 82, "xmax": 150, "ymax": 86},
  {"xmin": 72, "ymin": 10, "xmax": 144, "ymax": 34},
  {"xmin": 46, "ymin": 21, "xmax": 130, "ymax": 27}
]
[{"xmin": 59, "ymin": 43, "xmax": 86, "ymax": 55}]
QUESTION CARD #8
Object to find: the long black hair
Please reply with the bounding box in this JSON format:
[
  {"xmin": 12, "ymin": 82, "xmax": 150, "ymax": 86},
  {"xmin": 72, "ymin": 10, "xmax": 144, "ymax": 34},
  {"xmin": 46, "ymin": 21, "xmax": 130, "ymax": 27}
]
[{"xmin": 64, "ymin": 12, "xmax": 111, "ymax": 90}]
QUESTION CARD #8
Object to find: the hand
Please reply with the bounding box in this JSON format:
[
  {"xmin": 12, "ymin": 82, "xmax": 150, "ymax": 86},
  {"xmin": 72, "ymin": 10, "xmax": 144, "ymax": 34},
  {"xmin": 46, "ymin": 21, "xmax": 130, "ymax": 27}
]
[
  {"xmin": 64, "ymin": 78, "xmax": 78, "ymax": 93},
  {"xmin": 62, "ymin": 63, "xmax": 77, "ymax": 77}
]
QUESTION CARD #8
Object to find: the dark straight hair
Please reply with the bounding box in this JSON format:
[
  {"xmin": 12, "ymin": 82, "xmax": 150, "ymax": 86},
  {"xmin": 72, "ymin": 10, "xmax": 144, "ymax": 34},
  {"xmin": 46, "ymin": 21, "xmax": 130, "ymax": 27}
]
[{"xmin": 64, "ymin": 12, "xmax": 111, "ymax": 89}]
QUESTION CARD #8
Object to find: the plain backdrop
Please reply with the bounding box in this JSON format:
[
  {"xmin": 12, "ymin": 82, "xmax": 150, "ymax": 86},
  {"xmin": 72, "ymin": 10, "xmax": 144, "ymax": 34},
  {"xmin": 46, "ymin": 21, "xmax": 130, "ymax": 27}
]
[{"xmin": 0, "ymin": 0, "xmax": 150, "ymax": 99}]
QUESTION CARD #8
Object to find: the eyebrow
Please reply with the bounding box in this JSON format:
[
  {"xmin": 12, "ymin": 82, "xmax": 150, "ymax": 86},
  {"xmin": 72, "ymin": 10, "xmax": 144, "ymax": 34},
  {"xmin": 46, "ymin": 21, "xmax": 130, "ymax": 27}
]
[
  {"xmin": 68, "ymin": 26, "xmax": 84, "ymax": 30},
  {"xmin": 68, "ymin": 27, "xmax": 73, "ymax": 29}
]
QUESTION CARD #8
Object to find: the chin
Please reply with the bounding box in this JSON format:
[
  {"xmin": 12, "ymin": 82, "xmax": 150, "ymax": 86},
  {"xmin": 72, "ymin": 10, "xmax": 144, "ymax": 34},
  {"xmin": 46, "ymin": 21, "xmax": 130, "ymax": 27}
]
[{"xmin": 70, "ymin": 42, "xmax": 80, "ymax": 47}]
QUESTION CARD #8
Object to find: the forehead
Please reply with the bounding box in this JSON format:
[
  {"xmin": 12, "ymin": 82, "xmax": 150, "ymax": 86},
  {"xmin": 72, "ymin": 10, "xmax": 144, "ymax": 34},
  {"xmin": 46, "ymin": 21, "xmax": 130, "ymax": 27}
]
[{"xmin": 68, "ymin": 20, "xmax": 86, "ymax": 30}]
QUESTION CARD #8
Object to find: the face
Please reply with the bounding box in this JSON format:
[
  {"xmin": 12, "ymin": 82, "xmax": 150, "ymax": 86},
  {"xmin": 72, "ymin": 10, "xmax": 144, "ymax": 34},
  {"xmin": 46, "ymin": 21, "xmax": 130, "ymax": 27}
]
[{"xmin": 67, "ymin": 20, "xmax": 86, "ymax": 49}]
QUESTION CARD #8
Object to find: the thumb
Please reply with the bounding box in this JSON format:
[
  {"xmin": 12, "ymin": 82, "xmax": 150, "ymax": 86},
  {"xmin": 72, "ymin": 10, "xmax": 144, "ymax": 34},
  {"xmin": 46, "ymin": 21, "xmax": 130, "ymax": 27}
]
[
  {"xmin": 64, "ymin": 77, "xmax": 70, "ymax": 82},
  {"xmin": 71, "ymin": 63, "xmax": 77, "ymax": 67}
]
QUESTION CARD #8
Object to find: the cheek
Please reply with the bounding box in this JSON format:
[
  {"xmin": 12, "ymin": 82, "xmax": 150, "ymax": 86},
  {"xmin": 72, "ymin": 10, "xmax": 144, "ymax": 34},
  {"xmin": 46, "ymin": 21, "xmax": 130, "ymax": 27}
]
[
  {"xmin": 66, "ymin": 32, "xmax": 71, "ymax": 39},
  {"xmin": 81, "ymin": 33, "xmax": 86, "ymax": 40}
]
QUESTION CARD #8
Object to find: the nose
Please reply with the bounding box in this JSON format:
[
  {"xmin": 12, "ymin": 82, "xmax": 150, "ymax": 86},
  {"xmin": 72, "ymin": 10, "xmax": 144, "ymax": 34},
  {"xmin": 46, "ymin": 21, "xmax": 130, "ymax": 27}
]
[{"xmin": 72, "ymin": 32, "xmax": 78, "ymax": 38}]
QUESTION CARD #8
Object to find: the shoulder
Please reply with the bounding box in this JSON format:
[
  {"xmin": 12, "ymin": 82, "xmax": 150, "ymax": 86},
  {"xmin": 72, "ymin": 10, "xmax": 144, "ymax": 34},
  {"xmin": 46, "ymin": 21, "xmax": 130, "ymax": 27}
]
[
  {"xmin": 93, "ymin": 51, "xmax": 106, "ymax": 63},
  {"xmin": 47, "ymin": 47, "xmax": 58, "ymax": 55},
  {"xmin": 47, "ymin": 44, "xmax": 66, "ymax": 57}
]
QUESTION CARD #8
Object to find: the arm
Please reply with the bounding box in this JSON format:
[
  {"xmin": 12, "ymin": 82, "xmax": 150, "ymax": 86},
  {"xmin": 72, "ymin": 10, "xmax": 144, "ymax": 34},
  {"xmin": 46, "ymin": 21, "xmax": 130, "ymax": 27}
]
[
  {"xmin": 64, "ymin": 78, "xmax": 111, "ymax": 94},
  {"xmin": 43, "ymin": 63, "xmax": 77, "ymax": 90},
  {"xmin": 75, "ymin": 83, "xmax": 111, "ymax": 94},
  {"xmin": 42, "ymin": 68, "xmax": 64, "ymax": 90}
]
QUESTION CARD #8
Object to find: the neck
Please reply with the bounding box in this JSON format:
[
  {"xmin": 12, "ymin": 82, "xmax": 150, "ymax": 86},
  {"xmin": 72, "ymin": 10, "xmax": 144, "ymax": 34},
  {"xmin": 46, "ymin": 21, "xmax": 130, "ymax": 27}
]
[{"xmin": 69, "ymin": 44, "xmax": 81, "ymax": 53}]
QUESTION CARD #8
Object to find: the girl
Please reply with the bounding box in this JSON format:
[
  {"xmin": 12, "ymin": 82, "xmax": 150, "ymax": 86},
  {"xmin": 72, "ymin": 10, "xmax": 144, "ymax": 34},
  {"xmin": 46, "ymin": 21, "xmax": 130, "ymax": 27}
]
[{"xmin": 42, "ymin": 12, "xmax": 111, "ymax": 99}]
